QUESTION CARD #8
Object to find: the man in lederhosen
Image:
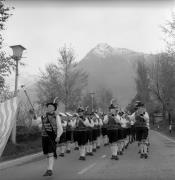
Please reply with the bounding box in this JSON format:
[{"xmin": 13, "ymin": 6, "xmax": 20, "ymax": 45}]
[
  {"xmin": 102, "ymin": 113, "xmax": 109, "ymax": 146},
  {"xmin": 65, "ymin": 112, "xmax": 73, "ymax": 153},
  {"xmin": 115, "ymin": 110, "xmax": 124, "ymax": 155},
  {"xmin": 92, "ymin": 113, "xmax": 98, "ymax": 152},
  {"xmin": 75, "ymin": 107, "xmax": 88, "ymax": 160},
  {"xmin": 86, "ymin": 112, "xmax": 94, "ymax": 156},
  {"xmin": 58, "ymin": 112, "xmax": 67, "ymax": 157},
  {"xmin": 95, "ymin": 113, "xmax": 103, "ymax": 149},
  {"xmin": 71, "ymin": 113, "xmax": 79, "ymax": 150},
  {"xmin": 104, "ymin": 104, "xmax": 120, "ymax": 160},
  {"xmin": 128, "ymin": 111, "xmax": 136, "ymax": 143},
  {"xmin": 32, "ymin": 103, "xmax": 63, "ymax": 176},
  {"xmin": 130, "ymin": 101, "xmax": 150, "ymax": 159}
]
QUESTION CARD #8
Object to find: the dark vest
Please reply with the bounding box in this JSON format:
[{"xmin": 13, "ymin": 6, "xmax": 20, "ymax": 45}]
[
  {"xmin": 107, "ymin": 115, "xmax": 120, "ymax": 129},
  {"xmin": 42, "ymin": 113, "xmax": 57, "ymax": 137},
  {"xmin": 76, "ymin": 116, "xmax": 86, "ymax": 130},
  {"xmin": 135, "ymin": 109, "xmax": 147, "ymax": 127}
]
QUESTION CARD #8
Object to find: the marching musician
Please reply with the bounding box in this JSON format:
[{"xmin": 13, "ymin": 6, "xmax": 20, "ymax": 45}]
[
  {"xmin": 130, "ymin": 101, "xmax": 150, "ymax": 159},
  {"xmin": 58, "ymin": 112, "xmax": 67, "ymax": 157},
  {"xmin": 95, "ymin": 113, "xmax": 103, "ymax": 149},
  {"xmin": 102, "ymin": 113, "xmax": 109, "ymax": 146},
  {"xmin": 75, "ymin": 107, "xmax": 89, "ymax": 160},
  {"xmin": 85, "ymin": 112, "xmax": 94, "ymax": 156},
  {"xmin": 104, "ymin": 104, "xmax": 120, "ymax": 160},
  {"xmin": 72, "ymin": 113, "xmax": 79, "ymax": 150},
  {"xmin": 65, "ymin": 112, "xmax": 73, "ymax": 154},
  {"xmin": 32, "ymin": 102, "xmax": 63, "ymax": 176},
  {"xmin": 115, "ymin": 110, "xmax": 124, "ymax": 155},
  {"xmin": 92, "ymin": 113, "xmax": 98, "ymax": 152}
]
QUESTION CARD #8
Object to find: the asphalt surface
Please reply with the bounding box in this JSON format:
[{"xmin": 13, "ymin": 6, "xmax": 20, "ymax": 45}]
[{"xmin": 1, "ymin": 130, "xmax": 175, "ymax": 180}]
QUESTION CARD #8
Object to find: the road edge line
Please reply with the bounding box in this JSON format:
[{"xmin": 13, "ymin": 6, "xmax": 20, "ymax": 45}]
[
  {"xmin": 0, "ymin": 152, "xmax": 43, "ymax": 170},
  {"xmin": 78, "ymin": 163, "xmax": 96, "ymax": 175},
  {"xmin": 151, "ymin": 130, "xmax": 175, "ymax": 143}
]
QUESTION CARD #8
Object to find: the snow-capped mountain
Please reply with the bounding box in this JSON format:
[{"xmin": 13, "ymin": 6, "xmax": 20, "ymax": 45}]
[
  {"xmin": 90, "ymin": 43, "xmax": 114, "ymax": 58},
  {"xmin": 78, "ymin": 43, "xmax": 154, "ymax": 107}
]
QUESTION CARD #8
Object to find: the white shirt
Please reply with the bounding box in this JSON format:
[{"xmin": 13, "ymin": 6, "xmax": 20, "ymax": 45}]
[
  {"xmin": 130, "ymin": 111, "xmax": 150, "ymax": 128},
  {"xmin": 98, "ymin": 118, "xmax": 103, "ymax": 126},
  {"xmin": 103, "ymin": 115, "xmax": 109, "ymax": 124}
]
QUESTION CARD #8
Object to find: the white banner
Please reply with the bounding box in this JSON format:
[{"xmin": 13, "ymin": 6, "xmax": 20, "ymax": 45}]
[{"xmin": 0, "ymin": 97, "xmax": 18, "ymax": 157}]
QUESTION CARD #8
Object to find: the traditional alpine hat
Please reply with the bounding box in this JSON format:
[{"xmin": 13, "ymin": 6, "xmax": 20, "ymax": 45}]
[
  {"xmin": 108, "ymin": 103, "xmax": 116, "ymax": 110},
  {"xmin": 135, "ymin": 101, "xmax": 144, "ymax": 108},
  {"xmin": 77, "ymin": 106, "xmax": 84, "ymax": 113},
  {"xmin": 46, "ymin": 102, "xmax": 57, "ymax": 111}
]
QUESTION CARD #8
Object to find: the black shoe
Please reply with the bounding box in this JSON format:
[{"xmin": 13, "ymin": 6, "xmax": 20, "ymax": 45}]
[
  {"xmin": 114, "ymin": 156, "xmax": 119, "ymax": 160},
  {"xmin": 93, "ymin": 148, "xmax": 96, "ymax": 152},
  {"xmin": 82, "ymin": 156, "xmax": 86, "ymax": 160},
  {"xmin": 79, "ymin": 156, "xmax": 83, "ymax": 160},
  {"xmin": 43, "ymin": 170, "xmax": 53, "ymax": 176},
  {"xmin": 120, "ymin": 151, "xmax": 123, "ymax": 155},
  {"xmin": 89, "ymin": 152, "xmax": 94, "ymax": 156},
  {"xmin": 66, "ymin": 150, "xmax": 71, "ymax": 153},
  {"xmin": 144, "ymin": 154, "xmax": 148, "ymax": 159},
  {"xmin": 74, "ymin": 147, "xmax": 79, "ymax": 150},
  {"xmin": 59, "ymin": 153, "xmax": 64, "ymax": 157},
  {"xmin": 140, "ymin": 154, "xmax": 144, "ymax": 158},
  {"xmin": 86, "ymin": 152, "xmax": 90, "ymax": 156},
  {"xmin": 97, "ymin": 146, "xmax": 100, "ymax": 149},
  {"xmin": 111, "ymin": 155, "xmax": 115, "ymax": 160}
]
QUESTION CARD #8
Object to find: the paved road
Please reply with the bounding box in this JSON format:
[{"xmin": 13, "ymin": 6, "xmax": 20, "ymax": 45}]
[{"xmin": 1, "ymin": 130, "xmax": 175, "ymax": 180}]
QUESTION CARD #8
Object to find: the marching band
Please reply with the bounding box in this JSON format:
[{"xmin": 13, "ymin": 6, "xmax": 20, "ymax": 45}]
[{"xmin": 31, "ymin": 100, "xmax": 150, "ymax": 176}]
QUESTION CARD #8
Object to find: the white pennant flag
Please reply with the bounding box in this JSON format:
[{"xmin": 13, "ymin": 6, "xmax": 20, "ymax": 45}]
[{"xmin": 0, "ymin": 97, "xmax": 18, "ymax": 157}]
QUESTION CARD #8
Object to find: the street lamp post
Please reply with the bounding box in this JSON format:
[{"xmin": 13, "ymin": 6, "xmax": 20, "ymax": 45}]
[
  {"xmin": 89, "ymin": 92, "xmax": 95, "ymax": 112},
  {"xmin": 10, "ymin": 45, "xmax": 26, "ymax": 144}
]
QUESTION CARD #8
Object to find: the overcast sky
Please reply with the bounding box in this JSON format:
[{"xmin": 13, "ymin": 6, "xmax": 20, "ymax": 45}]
[{"xmin": 3, "ymin": 0, "xmax": 175, "ymax": 87}]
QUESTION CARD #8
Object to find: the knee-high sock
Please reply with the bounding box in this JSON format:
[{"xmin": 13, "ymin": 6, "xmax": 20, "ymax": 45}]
[
  {"xmin": 67, "ymin": 142, "xmax": 71, "ymax": 150},
  {"xmin": 75, "ymin": 142, "xmax": 78, "ymax": 147},
  {"xmin": 61, "ymin": 145, "xmax": 66, "ymax": 153},
  {"xmin": 143, "ymin": 143, "xmax": 147, "ymax": 154},
  {"xmin": 93, "ymin": 142, "xmax": 96, "ymax": 149},
  {"xmin": 97, "ymin": 137, "xmax": 101, "ymax": 146},
  {"xmin": 111, "ymin": 145, "xmax": 115, "ymax": 155},
  {"xmin": 104, "ymin": 136, "xmax": 108, "ymax": 144},
  {"xmin": 89, "ymin": 144, "xmax": 93, "ymax": 153},
  {"xmin": 117, "ymin": 143, "xmax": 121, "ymax": 152},
  {"xmin": 124, "ymin": 139, "xmax": 127, "ymax": 146},
  {"xmin": 114, "ymin": 144, "xmax": 118, "ymax": 156},
  {"xmin": 47, "ymin": 154, "xmax": 54, "ymax": 171},
  {"xmin": 104, "ymin": 136, "xmax": 107, "ymax": 144},
  {"xmin": 119, "ymin": 142, "xmax": 123, "ymax": 152},
  {"xmin": 80, "ymin": 146, "xmax": 83, "ymax": 156},
  {"xmin": 86, "ymin": 143, "xmax": 90, "ymax": 153},
  {"xmin": 82, "ymin": 146, "xmax": 86, "ymax": 157},
  {"xmin": 140, "ymin": 143, "xmax": 144, "ymax": 154}
]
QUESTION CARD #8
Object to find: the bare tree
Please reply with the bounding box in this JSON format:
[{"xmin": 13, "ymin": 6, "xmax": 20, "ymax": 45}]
[
  {"xmin": 58, "ymin": 45, "xmax": 88, "ymax": 111},
  {"xmin": 0, "ymin": 1, "xmax": 15, "ymax": 92},
  {"xmin": 96, "ymin": 86, "xmax": 113, "ymax": 113},
  {"xmin": 148, "ymin": 53, "xmax": 175, "ymax": 119},
  {"xmin": 37, "ymin": 45, "xmax": 88, "ymax": 111},
  {"xmin": 161, "ymin": 12, "xmax": 175, "ymax": 56},
  {"xmin": 135, "ymin": 56, "xmax": 150, "ymax": 107}
]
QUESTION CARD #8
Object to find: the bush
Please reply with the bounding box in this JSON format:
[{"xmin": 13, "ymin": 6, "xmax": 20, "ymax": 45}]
[{"xmin": 17, "ymin": 126, "xmax": 41, "ymax": 142}]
